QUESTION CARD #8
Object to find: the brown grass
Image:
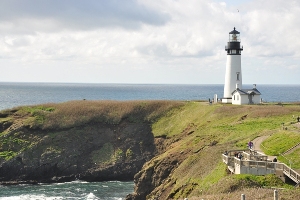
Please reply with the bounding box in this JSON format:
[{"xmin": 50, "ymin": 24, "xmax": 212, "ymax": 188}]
[
  {"xmin": 31, "ymin": 100, "xmax": 184, "ymax": 129},
  {"xmin": 215, "ymin": 104, "xmax": 300, "ymax": 118}
]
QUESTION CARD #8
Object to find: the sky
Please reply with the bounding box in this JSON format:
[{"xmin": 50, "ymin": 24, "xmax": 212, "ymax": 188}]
[{"xmin": 0, "ymin": 0, "xmax": 299, "ymax": 84}]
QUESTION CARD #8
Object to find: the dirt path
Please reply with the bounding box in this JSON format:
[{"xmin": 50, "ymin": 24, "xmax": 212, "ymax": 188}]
[
  {"xmin": 252, "ymin": 134, "xmax": 300, "ymax": 173},
  {"xmin": 252, "ymin": 135, "xmax": 269, "ymax": 153},
  {"xmin": 252, "ymin": 135, "xmax": 276, "ymax": 161}
]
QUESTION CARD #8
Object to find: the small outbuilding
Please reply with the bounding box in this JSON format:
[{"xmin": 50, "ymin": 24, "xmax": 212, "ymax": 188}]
[{"xmin": 232, "ymin": 84, "xmax": 261, "ymax": 105}]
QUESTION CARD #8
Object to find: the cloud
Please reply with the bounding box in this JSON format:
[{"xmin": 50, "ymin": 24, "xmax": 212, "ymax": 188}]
[
  {"xmin": 241, "ymin": 0, "xmax": 300, "ymax": 58},
  {"xmin": 0, "ymin": 0, "xmax": 170, "ymax": 33},
  {"xmin": 0, "ymin": 0, "xmax": 299, "ymax": 84}
]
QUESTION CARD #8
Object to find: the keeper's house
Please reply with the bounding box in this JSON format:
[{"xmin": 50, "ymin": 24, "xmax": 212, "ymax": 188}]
[{"xmin": 232, "ymin": 84, "xmax": 261, "ymax": 105}]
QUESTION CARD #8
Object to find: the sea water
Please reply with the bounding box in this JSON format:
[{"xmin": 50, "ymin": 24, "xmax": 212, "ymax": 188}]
[
  {"xmin": 0, "ymin": 181, "xmax": 134, "ymax": 200},
  {"xmin": 0, "ymin": 82, "xmax": 299, "ymax": 110}
]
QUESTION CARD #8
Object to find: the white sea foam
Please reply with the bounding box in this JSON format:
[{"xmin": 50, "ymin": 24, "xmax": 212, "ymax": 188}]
[
  {"xmin": 71, "ymin": 180, "xmax": 89, "ymax": 184},
  {"xmin": 0, "ymin": 194, "xmax": 64, "ymax": 200},
  {"xmin": 86, "ymin": 192, "xmax": 99, "ymax": 200}
]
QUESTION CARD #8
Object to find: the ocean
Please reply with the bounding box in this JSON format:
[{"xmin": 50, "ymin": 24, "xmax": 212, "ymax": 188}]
[
  {"xmin": 0, "ymin": 82, "xmax": 300, "ymax": 199},
  {"xmin": 1, "ymin": 82, "xmax": 300, "ymax": 110},
  {"xmin": 0, "ymin": 181, "xmax": 134, "ymax": 200}
]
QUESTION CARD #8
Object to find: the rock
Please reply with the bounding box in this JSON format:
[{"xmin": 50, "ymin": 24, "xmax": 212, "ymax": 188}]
[{"xmin": 0, "ymin": 122, "xmax": 156, "ymax": 184}]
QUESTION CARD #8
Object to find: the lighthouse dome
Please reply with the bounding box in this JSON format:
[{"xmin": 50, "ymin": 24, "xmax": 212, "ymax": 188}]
[{"xmin": 229, "ymin": 27, "xmax": 240, "ymax": 42}]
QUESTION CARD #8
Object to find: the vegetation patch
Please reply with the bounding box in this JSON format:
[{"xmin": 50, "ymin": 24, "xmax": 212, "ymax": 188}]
[
  {"xmin": 114, "ymin": 148, "xmax": 123, "ymax": 161},
  {"xmin": 126, "ymin": 148, "xmax": 133, "ymax": 159},
  {"xmin": 192, "ymin": 162, "xmax": 228, "ymax": 195},
  {"xmin": 262, "ymin": 131, "xmax": 300, "ymax": 156},
  {"xmin": 230, "ymin": 174, "xmax": 292, "ymax": 190},
  {"xmin": 91, "ymin": 143, "xmax": 115, "ymax": 164},
  {"xmin": 152, "ymin": 102, "xmax": 216, "ymax": 138},
  {"xmin": 280, "ymin": 148, "xmax": 300, "ymax": 169},
  {"xmin": 0, "ymin": 151, "xmax": 18, "ymax": 161},
  {"xmin": 0, "ymin": 136, "xmax": 30, "ymax": 153}
]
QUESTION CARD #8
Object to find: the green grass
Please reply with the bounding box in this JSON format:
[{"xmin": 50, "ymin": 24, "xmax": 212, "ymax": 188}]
[
  {"xmin": 233, "ymin": 174, "xmax": 288, "ymax": 187},
  {"xmin": 262, "ymin": 131, "xmax": 300, "ymax": 156},
  {"xmin": 279, "ymin": 148, "xmax": 300, "ymax": 169},
  {"xmin": 91, "ymin": 143, "xmax": 115, "ymax": 164},
  {"xmin": 150, "ymin": 103, "xmax": 300, "ymax": 198},
  {"xmin": 0, "ymin": 151, "xmax": 18, "ymax": 161},
  {"xmin": 194, "ymin": 161, "xmax": 228, "ymax": 193},
  {"xmin": 152, "ymin": 102, "xmax": 216, "ymax": 137}
]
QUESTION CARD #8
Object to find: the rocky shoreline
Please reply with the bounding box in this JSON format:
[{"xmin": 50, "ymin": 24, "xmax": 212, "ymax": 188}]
[{"xmin": 0, "ymin": 122, "xmax": 156, "ymax": 183}]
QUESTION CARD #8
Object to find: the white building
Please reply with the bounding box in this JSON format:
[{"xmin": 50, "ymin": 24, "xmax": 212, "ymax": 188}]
[
  {"xmin": 222, "ymin": 28, "xmax": 261, "ymax": 105},
  {"xmin": 232, "ymin": 84, "xmax": 261, "ymax": 105}
]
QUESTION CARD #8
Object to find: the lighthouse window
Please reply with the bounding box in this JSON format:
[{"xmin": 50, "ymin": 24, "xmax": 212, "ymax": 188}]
[
  {"xmin": 231, "ymin": 50, "xmax": 236, "ymax": 54},
  {"xmin": 236, "ymin": 73, "xmax": 240, "ymax": 81}
]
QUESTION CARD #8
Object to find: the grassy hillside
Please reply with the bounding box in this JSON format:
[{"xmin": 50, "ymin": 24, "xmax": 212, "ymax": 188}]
[
  {"xmin": 147, "ymin": 102, "xmax": 300, "ymax": 199},
  {"xmin": 1, "ymin": 100, "xmax": 300, "ymax": 199},
  {"xmin": 0, "ymin": 100, "xmax": 183, "ymax": 162}
]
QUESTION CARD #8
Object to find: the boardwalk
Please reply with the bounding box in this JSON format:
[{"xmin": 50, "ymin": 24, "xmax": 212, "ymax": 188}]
[{"xmin": 222, "ymin": 136, "xmax": 300, "ymax": 186}]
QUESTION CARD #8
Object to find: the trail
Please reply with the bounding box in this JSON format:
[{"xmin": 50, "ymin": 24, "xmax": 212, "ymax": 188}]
[{"xmin": 252, "ymin": 135, "xmax": 276, "ymax": 161}]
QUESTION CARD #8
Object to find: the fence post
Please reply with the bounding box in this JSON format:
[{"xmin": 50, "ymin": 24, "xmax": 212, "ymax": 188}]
[
  {"xmin": 274, "ymin": 190, "xmax": 278, "ymax": 200},
  {"xmin": 241, "ymin": 194, "xmax": 245, "ymax": 200}
]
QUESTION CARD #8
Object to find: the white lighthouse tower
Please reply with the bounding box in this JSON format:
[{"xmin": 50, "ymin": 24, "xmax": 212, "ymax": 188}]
[{"xmin": 222, "ymin": 27, "xmax": 243, "ymax": 103}]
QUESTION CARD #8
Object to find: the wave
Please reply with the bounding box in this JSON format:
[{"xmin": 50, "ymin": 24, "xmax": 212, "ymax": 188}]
[
  {"xmin": 0, "ymin": 194, "xmax": 64, "ymax": 200},
  {"xmin": 86, "ymin": 192, "xmax": 99, "ymax": 200},
  {"xmin": 0, "ymin": 181, "xmax": 133, "ymax": 199}
]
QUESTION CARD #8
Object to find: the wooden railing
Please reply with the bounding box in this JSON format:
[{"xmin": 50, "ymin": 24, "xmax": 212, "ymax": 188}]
[
  {"xmin": 235, "ymin": 159, "xmax": 277, "ymax": 169},
  {"xmin": 243, "ymin": 151, "xmax": 268, "ymax": 161},
  {"xmin": 282, "ymin": 142, "xmax": 300, "ymax": 155},
  {"xmin": 222, "ymin": 150, "xmax": 300, "ymax": 186},
  {"xmin": 282, "ymin": 164, "xmax": 300, "ymax": 184}
]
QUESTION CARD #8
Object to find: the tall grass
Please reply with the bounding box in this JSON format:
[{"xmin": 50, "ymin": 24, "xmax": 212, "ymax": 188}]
[
  {"xmin": 18, "ymin": 100, "xmax": 184, "ymax": 129},
  {"xmin": 261, "ymin": 131, "xmax": 300, "ymax": 168},
  {"xmin": 262, "ymin": 131, "xmax": 300, "ymax": 155}
]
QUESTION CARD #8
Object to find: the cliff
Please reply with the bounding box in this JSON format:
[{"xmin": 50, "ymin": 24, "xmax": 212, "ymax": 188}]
[
  {"xmin": 1, "ymin": 100, "xmax": 300, "ymax": 199},
  {"xmin": 0, "ymin": 100, "xmax": 182, "ymax": 184},
  {"xmin": 126, "ymin": 102, "xmax": 300, "ymax": 199}
]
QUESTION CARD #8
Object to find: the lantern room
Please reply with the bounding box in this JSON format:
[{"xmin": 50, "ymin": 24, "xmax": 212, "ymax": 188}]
[
  {"xmin": 229, "ymin": 27, "xmax": 240, "ymax": 42},
  {"xmin": 225, "ymin": 27, "xmax": 243, "ymax": 55}
]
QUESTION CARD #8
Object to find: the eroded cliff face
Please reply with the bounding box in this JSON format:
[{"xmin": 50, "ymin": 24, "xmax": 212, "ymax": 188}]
[
  {"xmin": 0, "ymin": 120, "xmax": 156, "ymax": 184},
  {"xmin": 125, "ymin": 127, "xmax": 197, "ymax": 200}
]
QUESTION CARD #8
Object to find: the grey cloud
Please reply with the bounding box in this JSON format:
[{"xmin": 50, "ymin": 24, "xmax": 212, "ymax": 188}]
[
  {"xmin": 138, "ymin": 44, "xmax": 171, "ymax": 57},
  {"xmin": 137, "ymin": 43, "xmax": 215, "ymax": 58},
  {"xmin": 0, "ymin": 0, "xmax": 170, "ymax": 32}
]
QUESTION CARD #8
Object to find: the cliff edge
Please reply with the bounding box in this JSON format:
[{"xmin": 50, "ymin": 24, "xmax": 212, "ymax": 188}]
[{"xmin": 0, "ymin": 100, "xmax": 182, "ymax": 184}]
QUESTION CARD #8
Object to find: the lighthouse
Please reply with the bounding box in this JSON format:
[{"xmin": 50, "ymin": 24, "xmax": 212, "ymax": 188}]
[
  {"xmin": 222, "ymin": 27, "xmax": 262, "ymax": 105},
  {"xmin": 222, "ymin": 27, "xmax": 243, "ymax": 103}
]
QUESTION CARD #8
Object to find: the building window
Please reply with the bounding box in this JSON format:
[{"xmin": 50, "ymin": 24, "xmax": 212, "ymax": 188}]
[
  {"xmin": 237, "ymin": 95, "xmax": 239, "ymax": 100},
  {"xmin": 234, "ymin": 95, "xmax": 235, "ymax": 100},
  {"xmin": 236, "ymin": 72, "xmax": 240, "ymax": 81}
]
